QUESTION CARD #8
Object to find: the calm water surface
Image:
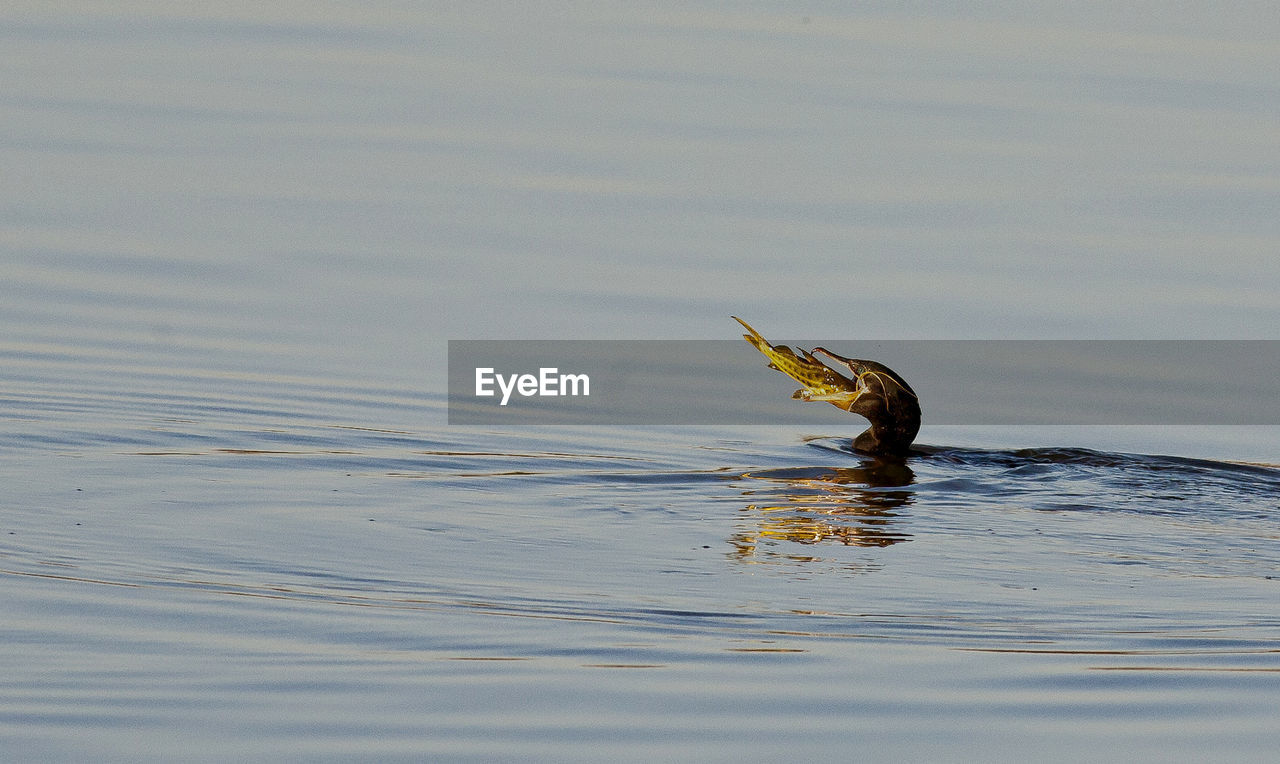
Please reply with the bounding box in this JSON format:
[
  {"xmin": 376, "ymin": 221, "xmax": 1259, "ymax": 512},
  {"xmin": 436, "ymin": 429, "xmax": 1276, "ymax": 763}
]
[
  {"xmin": 3, "ymin": 3, "xmax": 1279, "ymax": 761},
  {"xmin": 4, "ymin": 355, "xmax": 1278, "ymax": 760}
]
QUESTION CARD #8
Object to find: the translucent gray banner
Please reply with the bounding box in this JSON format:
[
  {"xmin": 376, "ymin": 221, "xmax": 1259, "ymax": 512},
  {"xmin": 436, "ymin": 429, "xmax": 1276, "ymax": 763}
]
[{"xmin": 447, "ymin": 340, "xmax": 1278, "ymax": 425}]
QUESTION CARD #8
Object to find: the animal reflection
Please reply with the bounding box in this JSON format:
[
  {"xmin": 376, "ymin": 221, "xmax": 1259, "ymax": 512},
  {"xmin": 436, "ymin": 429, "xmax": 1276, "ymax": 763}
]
[{"xmin": 731, "ymin": 461, "xmax": 915, "ymax": 562}]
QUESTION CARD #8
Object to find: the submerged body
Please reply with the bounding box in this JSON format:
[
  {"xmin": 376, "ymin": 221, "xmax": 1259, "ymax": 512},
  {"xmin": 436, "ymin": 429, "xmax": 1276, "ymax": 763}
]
[{"xmin": 734, "ymin": 317, "xmax": 920, "ymax": 456}]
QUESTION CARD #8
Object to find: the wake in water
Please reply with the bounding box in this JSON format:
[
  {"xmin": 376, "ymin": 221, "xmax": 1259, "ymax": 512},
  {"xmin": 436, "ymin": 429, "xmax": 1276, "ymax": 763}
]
[{"xmin": 800, "ymin": 435, "xmax": 1280, "ymax": 518}]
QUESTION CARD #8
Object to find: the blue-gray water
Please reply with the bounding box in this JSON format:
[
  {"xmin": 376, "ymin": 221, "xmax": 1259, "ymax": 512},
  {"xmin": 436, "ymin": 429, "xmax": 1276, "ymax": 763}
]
[{"xmin": 4, "ymin": 3, "xmax": 1280, "ymax": 761}]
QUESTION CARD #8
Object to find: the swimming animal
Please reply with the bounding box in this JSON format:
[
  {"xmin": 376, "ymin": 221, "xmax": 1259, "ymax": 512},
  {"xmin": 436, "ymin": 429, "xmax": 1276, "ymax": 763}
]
[{"xmin": 733, "ymin": 317, "xmax": 921, "ymax": 456}]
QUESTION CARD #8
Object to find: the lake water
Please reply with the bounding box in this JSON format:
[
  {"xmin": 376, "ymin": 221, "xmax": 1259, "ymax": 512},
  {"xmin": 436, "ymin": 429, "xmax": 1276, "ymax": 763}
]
[{"xmin": 3, "ymin": 3, "xmax": 1279, "ymax": 761}]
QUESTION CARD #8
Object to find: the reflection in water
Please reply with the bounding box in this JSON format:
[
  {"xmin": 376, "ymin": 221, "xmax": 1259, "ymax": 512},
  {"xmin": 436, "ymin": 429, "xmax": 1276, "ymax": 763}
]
[{"xmin": 731, "ymin": 460, "xmax": 916, "ymax": 563}]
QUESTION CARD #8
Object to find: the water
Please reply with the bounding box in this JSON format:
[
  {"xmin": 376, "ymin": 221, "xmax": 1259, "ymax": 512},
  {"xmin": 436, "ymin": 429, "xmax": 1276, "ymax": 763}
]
[
  {"xmin": 4, "ymin": 3, "xmax": 1280, "ymax": 761},
  {"xmin": 5, "ymin": 363, "xmax": 1279, "ymax": 759}
]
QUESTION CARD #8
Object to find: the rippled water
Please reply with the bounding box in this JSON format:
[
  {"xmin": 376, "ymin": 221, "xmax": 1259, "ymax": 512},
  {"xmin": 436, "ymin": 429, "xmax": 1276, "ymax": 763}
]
[
  {"xmin": 5, "ymin": 354, "xmax": 1279, "ymax": 759},
  {"xmin": 4, "ymin": 2, "xmax": 1280, "ymax": 761}
]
